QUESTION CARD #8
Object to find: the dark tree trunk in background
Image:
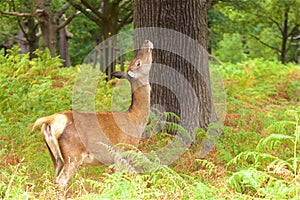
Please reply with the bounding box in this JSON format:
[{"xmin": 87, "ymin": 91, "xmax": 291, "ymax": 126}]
[
  {"xmin": 134, "ymin": 0, "xmax": 219, "ymax": 156},
  {"xmin": 36, "ymin": 0, "xmax": 57, "ymax": 57},
  {"xmin": 18, "ymin": 17, "xmax": 39, "ymax": 59},
  {"xmin": 0, "ymin": 0, "xmax": 74, "ymax": 65},
  {"xmin": 68, "ymin": 0, "xmax": 133, "ymax": 44},
  {"xmin": 57, "ymin": 17, "xmax": 72, "ymax": 67},
  {"xmin": 280, "ymin": 8, "xmax": 289, "ymax": 64},
  {"xmin": 35, "ymin": 0, "xmax": 75, "ymax": 66},
  {"xmin": 17, "ymin": 0, "xmax": 39, "ymax": 59},
  {"xmin": 67, "ymin": 0, "xmax": 133, "ymax": 77}
]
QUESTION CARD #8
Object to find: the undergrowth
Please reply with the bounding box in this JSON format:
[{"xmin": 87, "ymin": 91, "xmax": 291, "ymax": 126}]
[
  {"xmin": 0, "ymin": 48, "xmax": 299, "ymax": 199},
  {"xmin": 215, "ymin": 59, "xmax": 300, "ymax": 199}
]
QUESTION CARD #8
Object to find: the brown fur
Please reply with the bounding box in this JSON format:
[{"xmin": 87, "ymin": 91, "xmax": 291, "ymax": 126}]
[{"xmin": 32, "ymin": 40, "xmax": 153, "ymax": 187}]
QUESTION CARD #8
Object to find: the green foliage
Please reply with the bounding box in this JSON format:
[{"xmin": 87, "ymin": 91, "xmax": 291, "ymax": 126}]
[
  {"xmin": 226, "ymin": 107, "xmax": 300, "ymax": 198},
  {"xmin": 217, "ymin": 59, "xmax": 299, "ymax": 106},
  {"xmin": 213, "ymin": 59, "xmax": 299, "ymax": 198},
  {"xmin": 0, "ymin": 47, "xmax": 74, "ymax": 186},
  {"xmin": 210, "ymin": 0, "xmax": 300, "ymax": 63},
  {"xmin": 215, "ymin": 33, "xmax": 248, "ymax": 63},
  {"xmin": 0, "ymin": 159, "xmax": 34, "ymax": 199},
  {"xmin": 68, "ymin": 13, "xmax": 96, "ymax": 65},
  {"xmin": 67, "ymin": 1, "xmax": 134, "ymax": 65},
  {"xmin": 79, "ymin": 167, "xmax": 215, "ymax": 199},
  {"xmin": 1, "ymin": 49, "xmax": 300, "ymax": 199},
  {"xmin": 228, "ymin": 167, "xmax": 293, "ymax": 198}
]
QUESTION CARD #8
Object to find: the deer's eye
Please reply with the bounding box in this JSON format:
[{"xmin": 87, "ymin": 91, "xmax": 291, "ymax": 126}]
[{"xmin": 136, "ymin": 60, "xmax": 141, "ymax": 66}]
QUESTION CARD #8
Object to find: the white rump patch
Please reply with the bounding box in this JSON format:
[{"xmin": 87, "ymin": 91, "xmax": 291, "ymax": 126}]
[
  {"xmin": 52, "ymin": 114, "xmax": 68, "ymax": 139},
  {"xmin": 43, "ymin": 114, "xmax": 69, "ymax": 164}
]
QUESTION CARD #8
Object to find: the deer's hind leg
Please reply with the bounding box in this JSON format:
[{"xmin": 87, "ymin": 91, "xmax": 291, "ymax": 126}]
[
  {"xmin": 55, "ymin": 125, "xmax": 87, "ymax": 187},
  {"xmin": 55, "ymin": 156, "xmax": 83, "ymax": 188}
]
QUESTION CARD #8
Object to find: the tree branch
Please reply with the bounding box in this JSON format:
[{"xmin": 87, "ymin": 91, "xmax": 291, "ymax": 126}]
[
  {"xmin": 57, "ymin": 8, "xmax": 78, "ymax": 30},
  {"xmin": 208, "ymin": 53, "xmax": 223, "ymax": 65},
  {"xmin": 56, "ymin": 2, "xmax": 70, "ymax": 18},
  {"xmin": 117, "ymin": 10, "xmax": 133, "ymax": 31},
  {"xmin": 17, "ymin": 19, "xmax": 28, "ymax": 40},
  {"xmin": 267, "ymin": 17, "xmax": 283, "ymax": 34},
  {"xmin": 250, "ymin": 33, "xmax": 281, "ymax": 53},
  {"xmin": 81, "ymin": 0, "xmax": 106, "ymax": 20},
  {"xmin": 67, "ymin": 0, "xmax": 102, "ymax": 26},
  {"xmin": 0, "ymin": 9, "xmax": 45, "ymax": 17},
  {"xmin": 0, "ymin": 31, "xmax": 27, "ymax": 42},
  {"xmin": 288, "ymin": 24, "xmax": 300, "ymax": 38}
]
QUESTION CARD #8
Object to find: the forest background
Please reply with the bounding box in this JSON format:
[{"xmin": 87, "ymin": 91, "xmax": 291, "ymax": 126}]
[{"xmin": 0, "ymin": 0, "xmax": 300, "ymax": 199}]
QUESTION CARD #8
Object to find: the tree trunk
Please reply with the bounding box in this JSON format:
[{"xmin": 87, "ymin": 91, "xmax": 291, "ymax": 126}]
[
  {"xmin": 27, "ymin": 19, "xmax": 39, "ymax": 59},
  {"xmin": 134, "ymin": 0, "xmax": 219, "ymax": 157},
  {"xmin": 18, "ymin": 1, "xmax": 39, "ymax": 59},
  {"xmin": 57, "ymin": 18, "xmax": 71, "ymax": 67},
  {"xmin": 281, "ymin": 8, "xmax": 289, "ymax": 64},
  {"xmin": 18, "ymin": 29, "xmax": 29, "ymax": 54},
  {"xmin": 36, "ymin": 0, "xmax": 57, "ymax": 57}
]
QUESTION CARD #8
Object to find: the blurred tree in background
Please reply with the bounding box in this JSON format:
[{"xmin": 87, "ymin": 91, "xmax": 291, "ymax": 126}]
[
  {"xmin": 0, "ymin": 0, "xmax": 299, "ymax": 65},
  {"xmin": 209, "ymin": 0, "xmax": 300, "ymax": 63}
]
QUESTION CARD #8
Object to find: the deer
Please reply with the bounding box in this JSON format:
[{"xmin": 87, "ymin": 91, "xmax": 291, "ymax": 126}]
[{"xmin": 33, "ymin": 40, "xmax": 153, "ymax": 188}]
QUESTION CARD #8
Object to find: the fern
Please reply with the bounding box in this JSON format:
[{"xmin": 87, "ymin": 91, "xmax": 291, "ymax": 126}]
[
  {"xmin": 117, "ymin": 144, "xmax": 162, "ymax": 173},
  {"xmin": 163, "ymin": 122, "xmax": 191, "ymax": 140},
  {"xmin": 194, "ymin": 159, "xmax": 217, "ymax": 175},
  {"xmin": 266, "ymin": 121, "xmax": 296, "ymax": 135},
  {"xmin": 97, "ymin": 142, "xmax": 137, "ymax": 175},
  {"xmin": 144, "ymin": 109, "xmax": 166, "ymax": 138},
  {"xmin": 164, "ymin": 112, "xmax": 181, "ymax": 122},
  {"xmin": 228, "ymin": 167, "xmax": 298, "ymax": 199},
  {"xmin": 266, "ymin": 159, "xmax": 294, "ymax": 180},
  {"xmin": 256, "ymin": 134, "xmax": 294, "ymax": 153},
  {"xmin": 195, "ymin": 159, "xmax": 216, "ymax": 169},
  {"xmin": 227, "ymin": 107, "xmax": 300, "ymax": 198},
  {"xmin": 227, "ymin": 151, "xmax": 279, "ymax": 170},
  {"xmin": 228, "ymin": 167, "xmax": 288, "ymax": 197},
  {"xmin": 291, "ymin": 108, "xmax": 300, "ymax": 197}
]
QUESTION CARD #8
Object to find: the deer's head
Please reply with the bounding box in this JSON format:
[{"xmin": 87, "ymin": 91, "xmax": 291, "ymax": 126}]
[{"xmin": 113, "ymin": 40, "xmax": 153, "ymax": 85}]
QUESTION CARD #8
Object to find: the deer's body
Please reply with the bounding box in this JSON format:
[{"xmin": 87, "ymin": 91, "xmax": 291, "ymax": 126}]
[{"xmin": 33, "ymin": 40, "xmax": 153, "ymax": 187}]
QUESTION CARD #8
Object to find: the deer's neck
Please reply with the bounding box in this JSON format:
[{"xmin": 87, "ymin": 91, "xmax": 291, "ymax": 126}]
[{"xmin": 128, "ymin": 83, "xmax": 151, "ymax": 126}]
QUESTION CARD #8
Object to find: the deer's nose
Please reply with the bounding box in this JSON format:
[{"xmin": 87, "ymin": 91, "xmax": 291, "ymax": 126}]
[{"xmin": 143, "ymin": 40, "xmax": 153, "ymax": 49}]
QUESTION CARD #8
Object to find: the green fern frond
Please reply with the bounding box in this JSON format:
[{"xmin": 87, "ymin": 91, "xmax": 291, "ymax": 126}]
[
  {"xmin": 115, "ymin": 143, "xmax": 139, "ymax": 151},
  {"xmin": 266, "ymin": 121, "xmax": 296, "ymax": 135},
  {"xmin": 228, "ymin": 168, "xmax": 263, "ymax": 194},
  {"xmin": 163, "ymin": 122, "xmax": 191, "ymax": 141},
  {"xmin": 287, "ymin": 157, "xmax": 300, "ymax": 175},
  {"xmin": 165, "ymin": 112, "xmax": 181, "ymax": 122},
  {"xmin": 228, "ymin": 167, "xmax": 287, "ymax": 197},
  {"xmin": 227, "ymin": 151, "xmax": 278, "ymax": 170},
  {"xmin": 195, "ymin": 159, "xmax": 215, "ymax": 169},
  {"xmin": 284, "ymin": 109, "xmax": 300, "ymax": 121},
  {"xmin": 98, "ymin": 142, "xmax": 137, "ymax": 174},
  {"xmin": 268, "ymin": 159, "xmax": 294, "ymax": 173},
  {"xmin": 228, "ymin": 167, "xmax": 296, "ymax": 198},
  {"xmin": 144, "ymin": 109, "xmax": 166, "ymax": 138},
  {"xmin": 256, "ymin": 134, "xmax": 294, "ymax": 152},
  {"xmin": 120, "ymin": 150, "xmax": 161, "ymax": 173},
  {"xmin": 114, "ymin": 143, "xmax": 163, "ymax": 173}
]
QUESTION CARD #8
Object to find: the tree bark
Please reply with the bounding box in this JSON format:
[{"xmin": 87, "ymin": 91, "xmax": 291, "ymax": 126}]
[
  {"xmin": 57, "ymin": 17, "xmax": 72, "ymax": 67},
  {"xmin": 280, "ymin": 8, "xmax": 289, "ymax": 64},
  {"xmin": 67, "ymin": 0, "xmax": 132, "ymax": 77},
  {"xmin": 17, "ymin": 17, "xmax": 39, "ymax": 59},
  {"xmin": 134, "ymin": 0, "xmax": 219, "ymax": 155},
  {"xmin": 36, "ymin": 0, "xmax": 57, "ymax": 57}
]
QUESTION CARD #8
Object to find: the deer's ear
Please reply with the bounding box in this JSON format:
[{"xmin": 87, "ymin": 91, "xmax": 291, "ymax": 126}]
[{"xmin": 112, "ymin": 71, "xmax": 127, "ymax": 79}]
